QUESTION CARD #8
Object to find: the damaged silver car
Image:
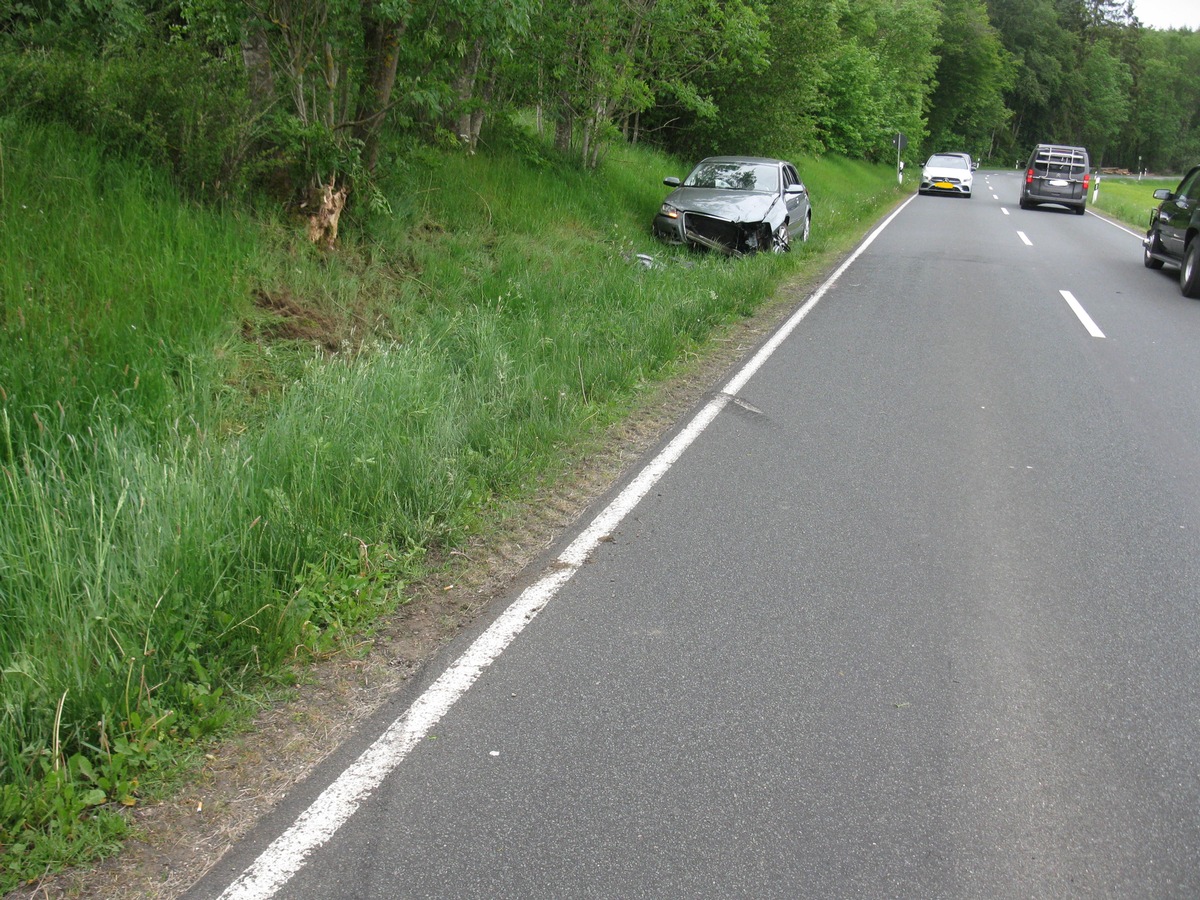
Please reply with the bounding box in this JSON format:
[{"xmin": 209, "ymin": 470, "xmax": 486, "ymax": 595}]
[{"xmin": 653, "ymin": 156, "xmax": 811, "ymax": 255}]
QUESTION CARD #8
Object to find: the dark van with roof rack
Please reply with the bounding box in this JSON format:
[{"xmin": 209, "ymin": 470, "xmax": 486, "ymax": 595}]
[{"xmin": 1020, "ymin": 144, "xmax": 1091, "ymax": 215}]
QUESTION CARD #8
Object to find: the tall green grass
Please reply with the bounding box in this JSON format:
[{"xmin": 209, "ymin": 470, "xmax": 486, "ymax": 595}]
[
  {"xmin": 1091, "ymin": 174, "xmax": 1181, "ymax": 230},
  {"xmin": 0, "ymin": 117, "xmax": 906, "ymax": 887},
  {"xmin": 0, "ymin": 120, "xmax": 252, "ymax": 449}
]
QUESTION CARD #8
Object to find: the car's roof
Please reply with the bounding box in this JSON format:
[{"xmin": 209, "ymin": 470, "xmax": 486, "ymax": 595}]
[
  {"xmin": 1033, "ymin": 144, "xmax": 1088, "ymax": 157},
  {"xmin": 696, "ymin": 156, "xmax": 789, "ymax": 166}
]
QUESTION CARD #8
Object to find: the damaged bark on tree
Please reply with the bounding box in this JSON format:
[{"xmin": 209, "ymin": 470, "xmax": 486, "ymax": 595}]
[{"xmin": 306, "ymin": 177, "xmax": 349, "ymax": 249}]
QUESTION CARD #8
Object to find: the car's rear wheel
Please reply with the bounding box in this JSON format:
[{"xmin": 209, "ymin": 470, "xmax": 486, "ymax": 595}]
[
  {"xmin": 1074, "ymin": 204, "xmax": 1086, "ymax": 216},
  {"xmin": 1144, "ymin": 233, "xmax": 1165, "ymax": 270},
  {"xmin": 1182, "ymin": 240, "xmax": 1200, "ymax": 298}
]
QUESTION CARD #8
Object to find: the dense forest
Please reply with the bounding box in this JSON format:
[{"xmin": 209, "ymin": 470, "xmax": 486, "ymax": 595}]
[{"xmin": 1, "ymin": 0, "xmax": 1197, "ymax": 207}]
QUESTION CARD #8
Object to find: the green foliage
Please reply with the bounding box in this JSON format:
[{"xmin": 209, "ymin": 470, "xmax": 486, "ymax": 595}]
[
  {"xmin": 0, "ymin": 119, "xmax": 251, "ymax": 447},
  {"xmin": 669, "ymin": 0, "xmax": 828, "ymax": 159},
  {"xmin": 4, "ymin": 0, "xmax": 1196, "ymax": 191},
  {"xmin": 926, "ymin": 0, "xmax": 1013, "ymax": 158},
  {"xmin": 1, "ymin": 770, "xmax": 130, "ymax": 893},
  {"xmin": 1114, "ymin": 28, "xmax": 1200, "ymax": 172},
  {"xmin": 0, "ymin": 41, "xmax": 257, "ymax": 197},
  {"xmin": 1077, "ymin": 38, "xmax": 1132, "ymax": 164},
  {"xmin": 655, "ymin": 0, "xmax": 942, "ymax": 164},
  {"xmin": 987, "ymin": 0, "xmax": 1200, "ymax": 169},
  {"xmin": 0, "ymin": 0, "xmax": 150, "ymax": 52}
]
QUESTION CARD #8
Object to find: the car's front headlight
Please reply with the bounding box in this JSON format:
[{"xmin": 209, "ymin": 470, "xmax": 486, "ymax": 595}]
[{"xmin": 660, "ymin": 203, "xmax": 679, "ymax": 219}]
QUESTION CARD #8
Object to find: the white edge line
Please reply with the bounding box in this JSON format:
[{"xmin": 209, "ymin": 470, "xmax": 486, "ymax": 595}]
[
  {"xmin": 1059, "ymin": 289, "xmax": 1105, "ymax": 338},
  {"xmin": 214, "ymin": 192, "xmax": 917, "ymax": 900},
  {"xmin": 1088, "ymin": 210, "xmax": 1145, "ymax": 239}
]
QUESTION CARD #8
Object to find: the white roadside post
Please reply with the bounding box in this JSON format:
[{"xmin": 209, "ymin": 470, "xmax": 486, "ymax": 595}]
[{"xmin": 893, "ymin": 132, "xmax": 907, "ymax": 184}]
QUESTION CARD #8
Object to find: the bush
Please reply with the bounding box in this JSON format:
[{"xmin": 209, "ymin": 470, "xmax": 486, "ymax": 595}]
[{"xmin": 0, "ymin": 43, "xmax": 258, "ymax": 198}]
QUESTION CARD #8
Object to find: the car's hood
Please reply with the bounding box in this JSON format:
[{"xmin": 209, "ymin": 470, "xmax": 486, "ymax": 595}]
[
  {"xmin": 665, "ymin": 187, "xmax": 780, "ymax": 222},
  {"xmin": 923, "ymin": 165, "xmax": 972, "ymax": 181}
]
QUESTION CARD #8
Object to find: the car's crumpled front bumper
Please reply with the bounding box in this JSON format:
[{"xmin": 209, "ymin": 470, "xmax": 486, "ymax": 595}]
[{"xmin": 653, "ymin": 211, "xmax": 778, "ymax": 255}]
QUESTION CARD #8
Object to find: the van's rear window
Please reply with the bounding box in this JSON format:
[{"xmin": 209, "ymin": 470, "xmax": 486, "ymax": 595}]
[{"xmin": 1034, "ymin": 151, "xmax": 1087, "ymax": 177}]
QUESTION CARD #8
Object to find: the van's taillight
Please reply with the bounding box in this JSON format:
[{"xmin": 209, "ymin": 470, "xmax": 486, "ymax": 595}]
[
  {"xmin": 1026, "ymin": 168, "xmax": 1034, "ymax": 184},
  {"xmin": 1082, "ymin": 173, "xmax": 1090, "ymax": 189}
]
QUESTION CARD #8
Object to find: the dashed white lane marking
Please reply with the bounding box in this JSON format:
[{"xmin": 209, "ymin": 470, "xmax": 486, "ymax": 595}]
[
  {"xmin": 1018, "ymin": 231, "xmax": 1033, "ymax": 246},
  {"xmin": 1002, "ymin": 208, "xmax": 1010, "ymax": 216},
  {"xmin": 210, "ymin": 199, "xmax": 921, "ymax": 900},
  {"xmin": 1060, "ymin": 290, "xmax": 1106, "ymax": 338}
]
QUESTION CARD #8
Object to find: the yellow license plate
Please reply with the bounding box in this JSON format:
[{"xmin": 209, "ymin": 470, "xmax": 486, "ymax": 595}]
[{"xmin": 934, "ymin": 181, "xmax": 954, "ymax": 189}]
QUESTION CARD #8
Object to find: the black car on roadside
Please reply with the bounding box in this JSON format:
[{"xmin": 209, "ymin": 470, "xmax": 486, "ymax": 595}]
[{"xmin": 1143, "ymin": 164, "xmax": 1200, "ymax": 298}]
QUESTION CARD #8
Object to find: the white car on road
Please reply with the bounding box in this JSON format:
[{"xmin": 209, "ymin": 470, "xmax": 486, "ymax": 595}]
[{"xmin": 919, "ymin": 153, "xmax": 974, "ymax": 198}]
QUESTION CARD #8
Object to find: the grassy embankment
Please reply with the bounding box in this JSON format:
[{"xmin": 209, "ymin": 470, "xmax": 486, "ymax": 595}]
[
  {"xmin": 1091, "ymin": 174, "xmax": 1180, "ymax": 229},
  {"xmin": 0, "ymin": 116, "xmax": 908, "ymax": 888}
]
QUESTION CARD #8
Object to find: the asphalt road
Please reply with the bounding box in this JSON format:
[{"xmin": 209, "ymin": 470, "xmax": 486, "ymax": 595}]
[{"xmin": 189, "ymin": 171, "xmax": 1200, "ymax": 899}]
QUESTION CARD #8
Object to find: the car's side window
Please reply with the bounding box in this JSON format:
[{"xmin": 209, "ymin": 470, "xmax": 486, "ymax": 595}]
[
  {"xmin": 784, "ymin": 165, "xmax": 802, "ymax": 190},
  {"xmin": 1175, "ymin": 170, "xmax": 1200, "ymax": 202}
]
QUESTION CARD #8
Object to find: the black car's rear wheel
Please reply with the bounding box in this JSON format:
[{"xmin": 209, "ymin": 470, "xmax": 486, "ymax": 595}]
[
  {"xmin": 1182, "ymin": 240, "xmax": 1200, "ymax": 298},
  {"xmin": 1144, "ymin": 233, "xmax": 1165, "ymax": 270}
]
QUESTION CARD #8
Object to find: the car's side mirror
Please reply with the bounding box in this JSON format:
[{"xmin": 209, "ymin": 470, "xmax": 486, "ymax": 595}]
[
  {"xmin": 786, "ymin": 183, "xmax": 806, "ymax": 194},
  {"xmin": 663, "ymin": 177, "xmax": 681, "ymax": 188},
  {"xmin": 1153, "ymin": 189, "xmax": 1172, "ymax": 201}
]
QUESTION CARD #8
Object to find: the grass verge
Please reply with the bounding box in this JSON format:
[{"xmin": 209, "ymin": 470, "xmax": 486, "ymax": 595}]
[{"xmin": 1090, "ymin": 174, "xmax": 1181, "ymax": 230}]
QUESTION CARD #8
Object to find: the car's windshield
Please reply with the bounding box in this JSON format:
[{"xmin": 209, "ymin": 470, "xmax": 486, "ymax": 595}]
[
  {"xmin": 684, "ymin": 161, "xmax": 779, "ymax": 192},
  {"xmin": 927, "ymin": 154, "xmax": 969, "ymax": 169}
]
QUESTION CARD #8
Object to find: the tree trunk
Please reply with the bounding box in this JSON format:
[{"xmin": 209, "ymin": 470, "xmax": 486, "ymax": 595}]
[
  {"xmin": 240, "ymin": 20, "xmax": 275, "ymax": 112},
  {"xmin": 452, "ymin": 38, "xmax": 485, "ymax": 149},
  {"xmin": 554, "ymin": 103, "xmax": 574, "ymax": 153},
  {"xmin": 468, "ymin": 66, "xmax": 496, "ymax": 150},
  {"xmin": 356, "ymin": 1, "xmax": 406, "ymax": 173}
]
